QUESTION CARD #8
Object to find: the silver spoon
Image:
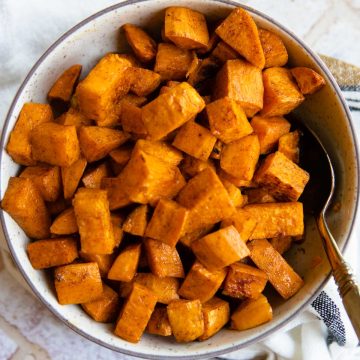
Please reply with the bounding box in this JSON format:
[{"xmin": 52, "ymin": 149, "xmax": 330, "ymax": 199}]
[{"xmin": 300, "ymin": 123, "xmax": 360, "ymax": 342}]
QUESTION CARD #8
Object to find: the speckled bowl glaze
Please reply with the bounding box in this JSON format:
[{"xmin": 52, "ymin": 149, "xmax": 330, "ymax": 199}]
[{"xmin": 0, "ymin": 0, "xmax": 359, "ymax": 359}]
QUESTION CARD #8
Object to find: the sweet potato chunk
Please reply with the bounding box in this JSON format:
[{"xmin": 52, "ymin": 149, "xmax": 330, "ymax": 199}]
[
  {"xmin": 109, "ymin": 147, "xmax": 132, "ymax": 174},
  {"xmin": 198, "ymin": 297, "xmax": 230, "ymax": 341},
  {"xmin": 54, "ymin": 262, "xmax": 103, "ymax": 305},
  {"xmin": 290, "ymin": 67, "xmax": 325, "ymax": 95},
  {"xmin": 180, "ymin": 156, "xmax": 215, "ymax": 177},
  {"xmin": 206, "ymin": 97, "xmax": 253, "ymax": 144},
  {"xmin": 173, "ymin": 121, "xmax": 217, "ymax": 161},
  {"xmin": 79, "ymin": 126, "xmax": 129, "ymax": 163},
  {"xmin": 177, "ymin": 168, "xmax": 234, "ymax": 234},
  {"xmin": 6, "ymin": 103, "xmax": 53, "ymax": 165},
  {"xmin": 211, "ymin": 41, "xmax": 238, "ymax": 63},
  {"xmin": 248, "ymin": 239, "xmax": 304, "ymax": 299},
  {"xmin": 129, "ymin": 68, "xmax": 161, "ymax": 96},
  {"xmin": 245, "ymin": 187, "xmax": 276, "ymax": 204},
  {"xmin": 278, "ymin": 130, "xmax": 300, "ymax": 164},
  {"xmin": 178, "ymin": 261, "xmax": 227, "ymax": 303},
  {"xmin": 144, "ymin": 238, "xmax": 184, "ymax": 278},
  {"xmin": 222, "ymin": 263, "xmax": 267, "ymax": 299},
  {"xmin": 56, "ymin": 108, "xmax": 91, "ymax": 128},
  {"xmin": 269, "ymin": 236, "xmax": 293, "ymax": 255},
  {"xmin": 167, "ymin": 299, "xmax": 204, "ymax": 342},
  {"xmin": 121, "ymin": 102, "xmax": 146, "ymax": 136},
  {"xmin": 213, "ymin": 59, "xmax": 263, "ymax": 117},
  {"xmin": 187, "ymin": 57, "xmax": 219, "ymax": 87},
  {"xmin": 220, "ymin": 134, "xmax": 260, "ymax": 181},
  {"xmin": 114, "ymin": 283, "xmax": 157, "ymax": 343},
  {"xmin": 146, "ymin": 307, "xmax": 172, "ymax": 336},
  {"xmin": 122, "ymin": 24, "xmax": 157, "ymax": 63},
  {"xmin": 215, "ymin": 8, "xmax": 265, "ymax": 69},
  {"xmin": 82, "ymin": 162, "xmax": 110, "ymax": 189},
  {"xmin": 145, "ymin": 199, "xmax": 188, "ymax": 247},
  {"xmin": 261, "ymin": 67, "xmax": 304, "ymax": 117},
  {"xmin": 61, "ymin": 157, "xmax": 87, "ymax": 199},
  {"xmin": 101, "ymin": 177, "xmax": 132, "ymax": 210},
  {"xmin": 47, "ymin": 197, "xmax": 67, "ymax": 216},
  {"xmin": 142, "ymin": 82, "xmax": 205, "ymax": 140},
  {"xmin": 251, "ymin": 116, "xmax": 290, "ymax": 154},
  {"xmin": 1, "ymin": 177, "xmax": 50, "ymax": 239},
  {"xmin": 79, "ymin": 252, "xmax": 115, "ymax": 278},
  {"xmin": 179, "ymin": 224, "xmax": 214, "ymax": 247},
  {"xmin": 108, "ymin": 244, "xmax": 141, "ymax": 282},
  {"xmin": 221, "ymin": 209, "xmax": 257, "ymax": 242},
  {"xmin": 27, "ymin": 237, "xmax": 78, "ymax": 269},
  {"xmin": 48, "ymin": 64, "xmax": 82, "ymax": 102},
  {"xmin": 218, "ymin": 169, "xmax": 256, "ymax": 188},
  {"xmin": 123, "ymin": 205, "xmax": 149, "ymax": 236},
  {"xmin": 30, "ymin": 122, "xmax": 80, "ymax": 167},
  {"xmin": 259, "ymin": 29, "xmax": 288, "ymax": 68},
  {"xmin": 20, "ymin": 165, "xmax": 61, "ymax": 202},
  {"xmin": 221, "ymin": 178, "xmax": 245, "ymax": 208},
  {"xmin": 76, "ymin": 54, "xmax": 132, "ymax": 126},
  {"xmin": 82, "ymin": 284, "xmax": 119, "ymax": 323},
  {"xmin": 164, "ymin": 7, "xmax": 209, "ymax": 50},
  {"xmin": 254, "ymin": 151, "xmax": 309, "ymax": 201},
  {"xmin": 231, "ymin": 294, "xmax": 272, "ymax": 330},
  {"xmin": 73, "ymin": 188, "xmax": 115, "ymax": 254},
  {"xmin": 50, "ymin": 208, "xmax": 78, "ymax": 235}
]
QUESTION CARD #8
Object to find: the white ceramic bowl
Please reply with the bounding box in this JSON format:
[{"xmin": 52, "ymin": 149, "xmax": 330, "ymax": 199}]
[{"xmin": 0, "ymin": 1, "xmax": 359, "ymax": 359}]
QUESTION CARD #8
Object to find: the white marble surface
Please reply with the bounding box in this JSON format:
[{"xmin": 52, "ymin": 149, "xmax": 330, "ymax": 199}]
[{"xmin": 0, "ymin": 0, "xmax": 360, "ymax": 359}]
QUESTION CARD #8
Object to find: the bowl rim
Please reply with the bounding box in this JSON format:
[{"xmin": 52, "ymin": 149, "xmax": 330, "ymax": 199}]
[{"xmin": 0, "ymin": 0, "xmax": 359, "ymax": 358}]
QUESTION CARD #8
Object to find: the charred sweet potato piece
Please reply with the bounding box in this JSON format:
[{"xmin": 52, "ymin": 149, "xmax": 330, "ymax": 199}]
[
  {"xmin": 123, "ymin": 205, "xmax": 149, "ymax": 236},
  {"xmin": 6, "ymin": 103, "xmax": 53, "ymax": 166},
  {"xmin": 27, "ymin": 237, "xmax": 78, "ymax": 269},
  {"xmin": 164, "ymin": 7, "xmax": 209, "ymax": 50},
  {"xmin": 259, "ymin": 29, "xmax": 288, "ymax": 68},
  {"xmin": 54, "ymin": 262, "xmax": 103, "ymax": 305},
  {"xmin": 167, "ymin": 299, "xmax": 204, "ymax": 342},
  {"xmin": 129, "ymin": 68, "xmax": 161, "ymax": 96},
  {"xmin": 79, "ymin": 252, "xmax": 115, "ymax": 278},
  {"xmin": 248, "ymin": 238, "xmax": 304, "ymax": 299},
  {"xmin": 215, "ymin": 8, "xmax": 265, "ymax": 69},
  {"xmin": 50, "ymin": 208, "xmax": 78, "ymax": 235},
  {"xmin": 178, "ymin": 261, "xmax": 227, "ymax": 303},
  {"xmin": 290, "ymin": 67, "xmax": 325, "ymax": 95},
  {"xmin": 146, "ymin": 307, "xmax": 172, "ymax": 336},
  {"xmin": 82, "ymin": 162, "xmax": 111, "ymax": 189},
  {"xmin": 61, "ymin": 157, "xmax": 87, "ymax": 199},
  {"xmin": 278, "ymin": 130, "xmax": 300, "ymax": 164},
  {"xmin": 1, "ymin": 177, "xmax": 51, "ymax": 239}
]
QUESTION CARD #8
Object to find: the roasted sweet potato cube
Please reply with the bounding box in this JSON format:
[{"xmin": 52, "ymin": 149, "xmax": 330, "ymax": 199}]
[
  {"xmin": 61, "ymin": 157, "xmax": 87, "ymax": 199},
  {"xmin": 123, "ymin": 205, "xmax": 149, "ymax": 236},
  {"xmin": 206, "ymin": 97, "xmax": 253, "ymax": 144},
  {"xmin": 216, "ymin": 8, "xmax": 265, "ymax": 69},
  {"xmin": 220, "ymin": 134, "xmax": 260, "ymax": 181},
  {"xmin": 261, "ymin": 67, "xmax": 304, "ymax": 117},
  {"xmin": 248, "ymin": 239, "xmax": 304, "ymax": 299},
  {"xmin": 179, "ymin": 224, "xmax": 214, "ymax": 247},
  {"xmin": 221, "ymin": 209, "xmax": 257, "ymax": 242},
  {"xmin": 20, "ymin": 165, "xmax": 61, "ymax": 202},
  {"xmin": 177, "ymin": 168, "xmax": 234, "ymax": 234},
  {"xmin": 269, "ymin": 236, "xmax": 293, "ymax": 255},
  {"xmin": 290, "ymin": 67, "xmax": 325, "ymax": 95},
  {"xmin": 231, "ymin": 294, "xmax": 272, "ymax": 330},
  {"xmin": 48, "ymin": 64, "xmax": 82, "ymax": 102},
  {"xmin": 145, "ymin": 199, "xmax": 188, "ymax": 247},
  {"xmin": 79, "ymin": 252, "xmax": 115, "ymax": 278},
  {"xmin": 108, "ymin": 244, "xmax": 141, "ymax": 282},
  {"xmin": 196, "ymin": 29, "xmax": 219, "ymax": 55},
  {"xmin": 213, "ymin": 59, "xmax": 263, "ymax": 117},
  {"xmin": 109, "ymin": 148, "xmax": 132, "ymax": 175},
  {"xmin": 211, "ymin": 41, "xmax": 238, "ymax": 63},
  {"xmin": 101, "ymin": 177, "xmax": 132, "ymax": 210},
  {"xmin": 245, "ymin": 187, "xmax": 276, "ymax": 204},
  {"xmin": 121, "ymin": 102, "xmax": 146, "ymax": 136},
  {"xmin": 221, "ymin": 178, "xmax": 245, "ymax": 208},
  {"xmin": 179, "ymin": 261, "xmax": 227, "ymax": 303},
  {"xmin": 79, "ymin": 126, "xmax": 129, "ymax": 163},
  {"xmin": 76, "ymin": 54, "xmax": 132, "ymax": 126},
  {"xmin": 254, "ymin": 151, "xmax": 309, "ymax": 201},
  {"xmin": 30, "ymin": 122, "xmax": 80, "ymax": 167},
  {"xmin": 122, "ymin": 24, "xmax": 157, "ymax": 63},
  {"xmin": 259, "ymin": 29, "xmax": 288, "ymax": 68},
  {"xmin": 1, "ymin": 177, "xmax": 50, "ymax": 239},
  {"xmin": 144, "ymin": 238, "xmax": 184, "ymax": 278},
  {"xmin": 164, "ymin": 7, "xmax": 209, "ymax": 50},
  {"xmin": 172, "ymin": 121, "xmax": 217, "ymax": 161},
  {"xmin": 278, "ymin": 130, "xmax": 300, "ymax": 164},
  {"xmin": 50, "ymin": 208, "xmax": 78, "ymax": 235},
  {"xmin": 146, "ymin": 307, "xmax": 172, "ymax": 336},
  {"xmin": 180, "ymin": 156, "xmax": 215, "ymax": 177},
  {"xmin": 222, "ymin": 263, "xmax": 267, "ymax": 299},
  {"xmin": 73, "ymin": 188, "xmax": 115, "ymax": 254},
  {"xmin": 218, "ymin": 169, "xmax": 257, "ymax": 188},
  {"xmin": 27, "ymin": 237, "xmax": 78, "ymax": 269},
  {"xmin": 167, "ymin": 299, "xmax": 204, "ymax": 342},
  {"xmin": 114, "ymin": 283, "xmax": 157, "ymax": 342},
  {"xmin": 111, "ymin": 214, "xmax": 125, "ymax": 248},
  {"xmin": 192, "ymin": 226, "xmax": 249, "ymax": 270},
  {"xmin": 154, "ymin": 43, "xmax": 195, "ymax": 81},
  {"xmin": 6, "ymin": 103, "xmax": 53, "ymax": 165},
  {"xmin": 56, "ymin": 108, "xmax": 91, "ymax": 128},
  {"xmin": 198, "ymin": 297, "xmax": 230, "ymax": 341},
  {"xmin": 251, "ymin": 116, "xmax": 290, "ymax": 154},
  {"xmin": 54, "ymin": 262, "xmax": 103, "ymax": 305},
  {"xmin": 129, "ymin": 68, "xmax": 161, "ymax": 96},
  {"xmin": 82, "ymin": 284, "xmax": 119, "ymax": 323},
  {"xmin": 142, "ymin": 82, "xmax": 205, "ymax": 140},
  {"xmin": 82, "ymin": 162, "xmax": 110, "ymax": 189},
  {"xmin": 47, "ymin": 197, "xmax": 67, "ymax": 216}
]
